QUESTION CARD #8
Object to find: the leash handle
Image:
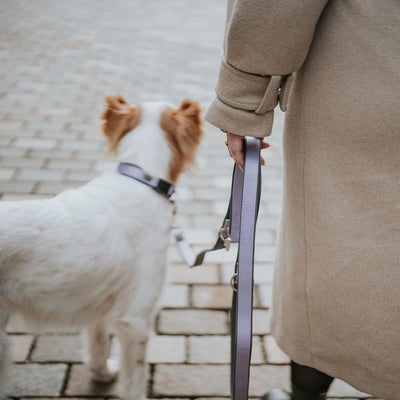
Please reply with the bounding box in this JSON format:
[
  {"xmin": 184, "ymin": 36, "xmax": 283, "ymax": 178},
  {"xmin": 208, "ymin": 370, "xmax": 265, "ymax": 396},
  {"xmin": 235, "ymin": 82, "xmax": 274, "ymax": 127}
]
[{"xmin": 230, "ymin": 137, "xmax": 261, "ymax": 400}]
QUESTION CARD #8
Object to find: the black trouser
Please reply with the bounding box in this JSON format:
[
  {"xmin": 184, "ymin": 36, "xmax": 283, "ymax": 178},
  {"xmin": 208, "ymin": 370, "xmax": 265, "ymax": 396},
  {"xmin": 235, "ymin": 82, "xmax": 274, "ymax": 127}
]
[{"xmin": 291, "ymin": 361, "xmax": 334, "ymax": 394}]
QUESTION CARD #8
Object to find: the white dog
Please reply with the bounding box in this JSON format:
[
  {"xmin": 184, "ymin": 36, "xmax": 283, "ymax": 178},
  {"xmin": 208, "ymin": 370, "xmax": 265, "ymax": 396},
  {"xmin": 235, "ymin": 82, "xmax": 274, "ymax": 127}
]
[{"xmin": 0, "ymin": 96, "xmax": 203, "ymax": 399}]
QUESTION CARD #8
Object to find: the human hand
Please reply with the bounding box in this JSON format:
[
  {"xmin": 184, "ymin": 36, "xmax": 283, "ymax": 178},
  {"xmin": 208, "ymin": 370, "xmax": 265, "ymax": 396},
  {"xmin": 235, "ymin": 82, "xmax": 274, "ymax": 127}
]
[{"xmin": 224, "ymin": 131, "xmax": 271, "ymax": 170}]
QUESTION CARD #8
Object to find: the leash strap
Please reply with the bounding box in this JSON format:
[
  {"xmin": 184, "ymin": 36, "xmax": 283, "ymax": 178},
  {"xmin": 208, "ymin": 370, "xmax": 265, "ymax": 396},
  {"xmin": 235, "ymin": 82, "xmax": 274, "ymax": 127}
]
[
  {"xmin": 118, "ymin": 162, "xmax": 175, "ymax": 199},
  {"xmin": 231, "ymin": 137, "xmax": 261, "ymax": 400},
  {"xmin": 175, "ymin": 137, "xmax": 261, "ymax": 400}
]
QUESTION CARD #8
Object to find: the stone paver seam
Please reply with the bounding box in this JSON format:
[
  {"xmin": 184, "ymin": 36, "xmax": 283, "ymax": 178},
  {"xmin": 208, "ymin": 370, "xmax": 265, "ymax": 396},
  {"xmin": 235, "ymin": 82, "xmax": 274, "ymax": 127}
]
[
  {"xmin": 148, "ymin": 363, "xmax": 156, "ymax": 398},
  {"xmin": 187, "ymin": 284, "xmax": 194, "ymax": 309},
  {"xmin": 25, "ymin": 334, "xmax": 38, "ymax": 362},
  {"xmin": 60, "ymin": 363, "xmax": 72, "ymax": 396}
]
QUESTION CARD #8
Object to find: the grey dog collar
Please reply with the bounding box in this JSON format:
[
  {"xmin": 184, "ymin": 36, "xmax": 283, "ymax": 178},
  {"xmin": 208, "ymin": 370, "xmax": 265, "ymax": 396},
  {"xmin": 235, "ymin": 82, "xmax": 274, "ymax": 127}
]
[{"xmin": 118, "ymin": 162, "xmax": 175, "ymax": 199}]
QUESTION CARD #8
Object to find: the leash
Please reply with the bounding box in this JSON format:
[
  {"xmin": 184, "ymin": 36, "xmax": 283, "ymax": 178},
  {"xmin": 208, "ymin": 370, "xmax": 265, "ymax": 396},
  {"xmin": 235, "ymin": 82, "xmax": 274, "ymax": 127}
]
[
  {"xmin": 230, "ymin": 137, "xmax": 261, "ymax": 400},
  {"xmin": 175, "ymin": 137, "xmax": 261, "ymax": 400},
  {"xmin": 118, "ymin": 138, "xmax": 261, "ymax": 400}
]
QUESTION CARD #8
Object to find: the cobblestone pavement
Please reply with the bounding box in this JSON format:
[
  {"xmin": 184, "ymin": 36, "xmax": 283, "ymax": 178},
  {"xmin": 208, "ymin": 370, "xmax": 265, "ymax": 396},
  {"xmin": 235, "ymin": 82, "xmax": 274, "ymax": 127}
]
[{"xmin": 0, "ymin": 1, "xmax": 379, "ymax": 399}]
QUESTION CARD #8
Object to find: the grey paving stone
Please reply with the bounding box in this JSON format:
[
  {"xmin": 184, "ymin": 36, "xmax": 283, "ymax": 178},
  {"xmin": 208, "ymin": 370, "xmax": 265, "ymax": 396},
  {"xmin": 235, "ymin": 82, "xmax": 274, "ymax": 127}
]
[
  {"xmin": 0, "ymin": 147, "xmax": 27, "ymax": 157},
  {"xmin": 191, "ymin": 284, "xmax": 232, "ymax": 309},
  {"xmin": 0, "ymin": 167, "xmax": 16, "ymax": 180},
  {"xmin": 14, "ymin": 137, "xmax": 56, "ymax": 149},
  {"xmin": 252, "ymin": 309, "xmax": 272, "ymax": 335},
  {"xmin": 258, "ymin": 284, "xmax": 273, "ymax": 308},
  {"xmin": 1, "ymin": 193, "xmax": 50, "ymax": 201},
  {"xmin": 59, "ymin": 139, "xmax": 101, "ymax": 151},
  {"xmin": 37, "ymin": 129, "xmax": 80, "ymax": 139},
  {"xmin": 35, "ymin": 181, "xmax": 81, "ymax": 194},
  {"xmin": 167, "ymin": 263, "xmax": 220, "ymax": 284},
  {"xmin": 5, "ymin": 363, "xmax": 67, "ymax": 396},
  {"xmin": 46, "ymin": 158, "xmax": 92, "ymax": 170},
  {"xmin": 0, "ymin": 156, "xmax": 46, "ymax": 168},
  {"xmin": 177, "ymin": 200, "xmax": 211, "ymax": 215},
  {"xmin": 328, "ymin": 379, "xmax": 372, "ymax": 398},
  {"xmin": 9, "ymin": 334, "xmax": 35, "ymax": 362},
  {"xmin": 0, "ymin": 181, "xmax": 35, "ymax": 194},
  {"xmin": 263, "ymin": 335, "xmax": 290, "ymax": 365},
  {"xmin": 66, "ymin": 170, "xmax": 99, "ymax": 182},
  {"xmin": 0, "ymin": 137, "xmax": 12, "ymax": 146},
  {"xmin": 249, "ymin": 365, "xmax": 291, "ymax": 396},
  {"xmin": 20, "ymin": 398, "xmax": 104, "ymax": 400},
  {"xmin": 176, "ymin": 228, "xmax": 217, "ymax": 244},
  {"xmin": 153, "ymin": 364, "xmax": 290, "ymax": 397},
  {"xmin": 153, "ymin": 364, "xmax": 230, "ymax": 396},
  {"xmin": 161, "ymin": 284, "xmax": 189, "ymax": 308},
  {"xmin": 221, "ymin": 263, "xmax": 275, "ymax": 285},
  {"xmin": 147, "ymin": 335, "xmax": 186, "ymax": 363},
  {"xmin": 31, "ymin": 334, "xmax": 82, "ymax": 362},
  {"xmin": 0, "ymin": 120, "xmax": 24, "ymax": 130},
  {"xmin": 27, "ymin": 149, "xmax": 73, "ymax": 158},
  {"xmin": 16, "ymin": 168, "xmax": 64, "ymax": 182},
  {"xmin": 188, "ymin": 335, "xmax": 264, "ymax": 364},
  {"xmin": 6, "ymin": 314, "xmax": 79, "ymax": 334},
  {"xmin": 195, "ymin": 398, "xmax": 230, "ymax": 400},
  {"xmin": 192, "ymin": 285, "xmax": 238, "ymax": 309},
  {"xmin": 158, "ymin": 309, "xmax": 228, "ymax": 335},
  {"xmin": 65, "ymin": 364, "xmax": 119, "ymax": 396}
]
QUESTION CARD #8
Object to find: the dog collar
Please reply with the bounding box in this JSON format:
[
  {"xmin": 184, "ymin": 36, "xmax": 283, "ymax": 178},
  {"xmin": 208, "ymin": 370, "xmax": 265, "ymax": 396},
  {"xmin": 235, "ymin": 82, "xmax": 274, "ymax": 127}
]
[{"xmin": 118, "ymin": 162, "xmax": 175, "ymax": 199}]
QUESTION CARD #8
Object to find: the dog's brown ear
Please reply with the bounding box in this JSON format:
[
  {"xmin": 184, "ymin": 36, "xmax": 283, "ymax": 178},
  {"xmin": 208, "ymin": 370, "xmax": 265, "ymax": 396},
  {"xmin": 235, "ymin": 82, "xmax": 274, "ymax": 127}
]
[
  {"xmin": 178, "ymin": 99, "xmax": 202, "ymax": 124},
  {"xmin": 161, "ymin": 99, "xmax": 204, "ymax": 183},
  {"xmin": 101, "ymin": 96, "xmax": 141, "ymax": 153}
]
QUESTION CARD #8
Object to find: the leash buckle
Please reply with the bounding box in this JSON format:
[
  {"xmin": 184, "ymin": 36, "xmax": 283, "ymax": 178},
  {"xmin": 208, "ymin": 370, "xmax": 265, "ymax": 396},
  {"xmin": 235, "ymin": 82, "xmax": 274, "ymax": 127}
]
[{"xmin": 219, "ymin": 219, "xmax": 231, "ymax": 251}]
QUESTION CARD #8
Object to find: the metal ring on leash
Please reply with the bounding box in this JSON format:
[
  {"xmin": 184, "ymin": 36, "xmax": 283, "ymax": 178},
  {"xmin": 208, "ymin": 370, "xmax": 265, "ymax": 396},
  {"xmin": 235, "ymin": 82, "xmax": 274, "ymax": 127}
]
[{"xmin": 230, "ymin": 273, "xmax": 238, "ymax": 292}]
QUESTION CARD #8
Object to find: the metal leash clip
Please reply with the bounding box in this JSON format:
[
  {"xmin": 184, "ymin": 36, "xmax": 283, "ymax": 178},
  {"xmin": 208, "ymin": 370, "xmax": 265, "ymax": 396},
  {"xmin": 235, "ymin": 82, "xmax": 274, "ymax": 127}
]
[
  {"xmin": 219, "ymin": 218, "xmax": 231, "ymax": 251},
  {"xmin": 230, "ymin": 273, "xmax": 238, "ymax": 292}
]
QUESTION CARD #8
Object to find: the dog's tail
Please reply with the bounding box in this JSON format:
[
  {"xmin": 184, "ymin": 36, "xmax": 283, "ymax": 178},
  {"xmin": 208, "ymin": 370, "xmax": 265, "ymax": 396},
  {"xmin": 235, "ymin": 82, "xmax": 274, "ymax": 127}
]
[{"xmin": 0, "ymin": 330, "xmax": 9, "ymax": 398}]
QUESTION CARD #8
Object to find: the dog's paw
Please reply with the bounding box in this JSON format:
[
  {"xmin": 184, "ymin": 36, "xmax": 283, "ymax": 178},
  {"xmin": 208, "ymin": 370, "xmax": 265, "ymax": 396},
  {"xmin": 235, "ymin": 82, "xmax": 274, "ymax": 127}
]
[{"xmin": 90, "ymin": 359, "xmax": 119, "ymax": 383}]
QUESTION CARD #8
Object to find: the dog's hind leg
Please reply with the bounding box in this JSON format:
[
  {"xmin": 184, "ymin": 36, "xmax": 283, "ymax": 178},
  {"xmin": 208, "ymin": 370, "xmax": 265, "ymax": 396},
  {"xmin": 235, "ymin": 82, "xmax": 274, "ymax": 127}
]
[
  {"xmin": 115, "ymin": 316, "xmax": 150, "ymax": 400},
  {"xmin": 85, "ymin": 321, "xmax": 117, "ymax": 383}
]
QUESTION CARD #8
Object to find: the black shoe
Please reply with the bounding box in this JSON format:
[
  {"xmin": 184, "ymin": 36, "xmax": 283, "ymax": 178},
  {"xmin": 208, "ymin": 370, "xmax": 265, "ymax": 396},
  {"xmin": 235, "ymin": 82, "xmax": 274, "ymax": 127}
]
[
  {"xmin": 292, "ymin": 381, "xmax": 327, "ymax": 400},
  {"xmin": 261, "ymin": 388, "xmax": 291, "ymax": 400}
]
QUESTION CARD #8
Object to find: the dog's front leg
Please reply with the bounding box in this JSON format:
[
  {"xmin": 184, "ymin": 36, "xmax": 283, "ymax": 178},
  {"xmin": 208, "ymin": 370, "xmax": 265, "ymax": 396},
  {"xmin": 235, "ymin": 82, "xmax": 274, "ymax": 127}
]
[
  {"xmin": 115, "ymin": 316, "xmax": 150, "ymax": 400},
  {"xmin": 85, "ymin": 321, "xmax": 118, "ymax": 383}
]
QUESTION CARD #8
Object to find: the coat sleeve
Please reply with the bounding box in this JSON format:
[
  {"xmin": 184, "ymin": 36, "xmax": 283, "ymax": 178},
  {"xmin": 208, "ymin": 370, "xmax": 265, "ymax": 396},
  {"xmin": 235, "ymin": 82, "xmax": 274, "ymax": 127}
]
[{"xmin": 205, "ymin": 0, "xmax": 329, "ymax": 137}]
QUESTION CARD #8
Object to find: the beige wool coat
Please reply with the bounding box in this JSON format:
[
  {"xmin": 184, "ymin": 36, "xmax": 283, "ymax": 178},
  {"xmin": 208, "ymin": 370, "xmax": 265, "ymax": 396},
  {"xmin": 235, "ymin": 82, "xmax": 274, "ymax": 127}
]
[{"xmin": 205, "ymin": 1, "xmax": 400, "ymax": 398}]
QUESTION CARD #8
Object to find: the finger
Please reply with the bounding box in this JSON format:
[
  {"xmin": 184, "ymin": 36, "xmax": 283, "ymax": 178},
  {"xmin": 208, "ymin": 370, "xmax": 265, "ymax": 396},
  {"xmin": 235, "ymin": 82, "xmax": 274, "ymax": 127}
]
[
  {"xmin": 224, "ymin": 133, "xmax": 234, "ymax": 159},
  {"xmin": 261, "ymin": 156, "xmax": 265, "ymax": 165},
  {"xmin": 227, "ymin": 132, "xmax": 244, "ymax": 169},
  {"xmin": 261, "ymin": 142, "xmax": 271, "ymax": 149}
]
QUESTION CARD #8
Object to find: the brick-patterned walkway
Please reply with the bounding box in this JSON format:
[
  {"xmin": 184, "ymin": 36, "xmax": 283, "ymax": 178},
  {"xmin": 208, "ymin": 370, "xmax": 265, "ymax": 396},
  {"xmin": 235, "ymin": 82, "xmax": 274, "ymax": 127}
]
[{"xmin": 0, "ymin": 1, "xmax": 378, "ymax": 399}]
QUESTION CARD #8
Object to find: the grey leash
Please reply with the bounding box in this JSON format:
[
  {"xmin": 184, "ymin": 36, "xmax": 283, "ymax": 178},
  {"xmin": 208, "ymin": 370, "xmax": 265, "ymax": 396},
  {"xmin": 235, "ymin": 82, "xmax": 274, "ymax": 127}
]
[{"xmin": 175, "ymin": 137, "xmax": 261, "ymax": 400}]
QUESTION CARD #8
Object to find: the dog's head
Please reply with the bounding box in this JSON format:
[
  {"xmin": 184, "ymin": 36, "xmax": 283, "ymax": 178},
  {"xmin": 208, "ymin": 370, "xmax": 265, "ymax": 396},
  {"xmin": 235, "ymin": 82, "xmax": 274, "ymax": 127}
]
[{"xmin": 102, "ymin": 96, "xmax": 203, "ymax": 183}]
